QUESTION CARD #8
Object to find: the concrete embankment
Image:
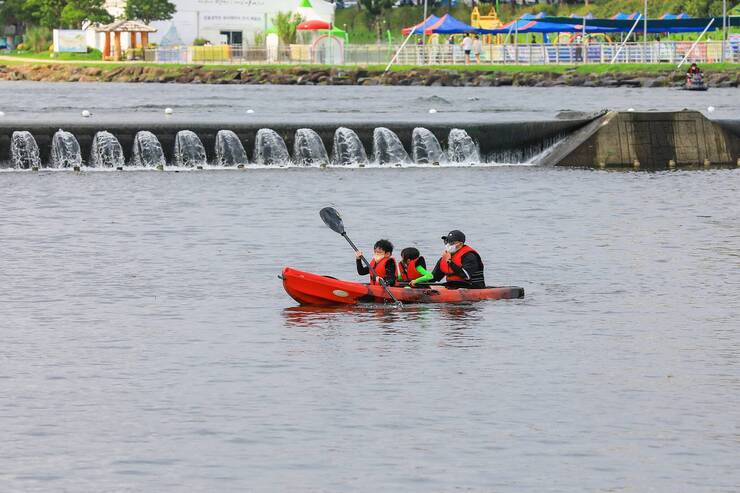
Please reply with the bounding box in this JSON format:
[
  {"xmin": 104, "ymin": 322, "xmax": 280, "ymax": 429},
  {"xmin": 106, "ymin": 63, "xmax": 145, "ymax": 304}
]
[
  {"xmin": 1, "ymin": 63, "xmax": 739, "ymax": 88},
  {"xmin": 535, "ymin": 110, "xmax": 740, "ymax": 167}
]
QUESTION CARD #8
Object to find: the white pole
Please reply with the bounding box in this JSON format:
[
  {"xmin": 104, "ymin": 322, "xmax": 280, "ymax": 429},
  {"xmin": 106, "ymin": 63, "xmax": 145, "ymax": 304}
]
[
  {"xmin": 385, "ymin": 24, "xmax": 418, "ymax": 72},
  {"xmin": 503, "ymin": 21, "xmax": 515, "ymax": 64},
  {"xmin": 677, "ymin": 18, "xmax": 715, "ymax": 69},
  {"xmin": 721, "ymin": 0, "xmax": 727, "ymax": 62},
  {"xmin": 582, "ymin": 17, "xmax": 587, "ymax": 64},
  {"xmin": 610, "ymin": 14, "xmax": 642, "ymax": 64},
  {"xmin": 643, "ymin": 0, "xmax": 648, "ymax": 62},
  {"xmin": 423, "ymin": 0, "xmax": 428, "ymax": 50}
]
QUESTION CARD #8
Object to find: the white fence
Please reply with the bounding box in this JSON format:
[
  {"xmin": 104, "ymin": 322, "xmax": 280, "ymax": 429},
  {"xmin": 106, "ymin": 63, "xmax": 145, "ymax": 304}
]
[
  {"xmin": 141, "ymin": 41, "xmax": 739, "ymax": 66},
  {"xmin": 394, "ymin": 41, "xmax": 739, "ymax": 65}
]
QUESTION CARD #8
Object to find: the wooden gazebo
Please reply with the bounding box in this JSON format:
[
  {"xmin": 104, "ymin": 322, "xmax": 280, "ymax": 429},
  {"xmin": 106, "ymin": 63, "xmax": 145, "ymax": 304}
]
[{"xmin": 96, "ymin": 20, "xmax": 157, "ymax": 61}]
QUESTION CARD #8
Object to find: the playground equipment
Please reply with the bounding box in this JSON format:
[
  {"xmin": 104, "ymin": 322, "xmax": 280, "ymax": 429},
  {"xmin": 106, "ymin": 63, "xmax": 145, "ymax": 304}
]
[{"xmin": 471, "ymin": 6, "xmax": 503, "ymax": 44}]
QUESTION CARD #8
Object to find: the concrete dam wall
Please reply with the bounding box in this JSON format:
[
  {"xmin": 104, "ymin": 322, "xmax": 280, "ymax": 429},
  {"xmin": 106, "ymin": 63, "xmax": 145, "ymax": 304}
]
[
  {"xmin": 0, "ymin": 119, "xmax": 588, "ymax": 167},
  {"xmin": 1, "ymin": 111, "xmax": 737, "ymax": 168}
]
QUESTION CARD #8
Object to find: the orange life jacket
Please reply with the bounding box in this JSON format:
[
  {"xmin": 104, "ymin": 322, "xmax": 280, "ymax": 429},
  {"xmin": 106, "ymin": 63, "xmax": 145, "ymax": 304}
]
[
  {"xmin": 439, "ymin": 245, "xmax": 481, "ymax": 282},
  {"xmin": 369, "ymin": 256, "xmax": 394, "ymax": 285},
  {"xmin": 399, "ymin": 258, "xmax": 421, "ymax": 282}
]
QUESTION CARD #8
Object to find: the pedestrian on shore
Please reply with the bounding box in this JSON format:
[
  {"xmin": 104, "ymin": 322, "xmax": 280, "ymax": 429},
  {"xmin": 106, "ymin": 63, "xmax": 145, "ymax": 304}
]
[
  {"xmin": 462, "ymin": 33, "xmax": 473, "ymax": 65},
  {"xmin": 472, "ymin": 34, "xmax": 482, "ymax": 64}
]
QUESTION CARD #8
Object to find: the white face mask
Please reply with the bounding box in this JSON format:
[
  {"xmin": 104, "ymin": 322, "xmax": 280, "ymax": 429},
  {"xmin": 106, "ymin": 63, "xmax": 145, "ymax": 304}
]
[
  {"xmin": 373, "ymin": 254, "xmax": 385, "ymax": 262},
  {"xmin": 445, "ymin": 243, "xmax": 459, "ymax": 254}
]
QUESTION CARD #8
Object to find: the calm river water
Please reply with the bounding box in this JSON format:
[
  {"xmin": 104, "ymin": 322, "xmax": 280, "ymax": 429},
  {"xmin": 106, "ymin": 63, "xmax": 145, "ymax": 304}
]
[
  {"xmin": 1, "ymin": 82, "xmax": 739, "ymax": 492},
  {"xmin": 1, "ymin": 166, "xmax": 738, "ymax": 492}
]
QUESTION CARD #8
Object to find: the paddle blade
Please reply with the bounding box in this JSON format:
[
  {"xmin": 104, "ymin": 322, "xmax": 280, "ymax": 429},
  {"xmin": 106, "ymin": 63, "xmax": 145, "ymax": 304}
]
[{"xmin": 319, "ymin": 207, "xmax": 345, "ymax": 235}]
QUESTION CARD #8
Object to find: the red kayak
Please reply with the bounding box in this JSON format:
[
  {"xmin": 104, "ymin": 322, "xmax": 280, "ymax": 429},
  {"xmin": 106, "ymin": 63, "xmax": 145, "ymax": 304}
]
[{"xmin": 281, "ymin": 267, "xmax": 524, "ymax": 306}]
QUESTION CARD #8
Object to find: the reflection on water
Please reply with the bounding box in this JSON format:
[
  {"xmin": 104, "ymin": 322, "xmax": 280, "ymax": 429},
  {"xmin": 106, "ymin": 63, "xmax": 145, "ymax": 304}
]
[{"xmin": 283, "ymin": 303, "xmax": 495, "ymax": 349}]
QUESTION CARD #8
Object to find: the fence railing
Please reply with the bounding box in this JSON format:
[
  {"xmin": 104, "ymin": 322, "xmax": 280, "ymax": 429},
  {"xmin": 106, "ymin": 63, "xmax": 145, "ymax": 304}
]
[{"xmin": 141, "ymin": 41, "xmax": 739, "ymax": 66}]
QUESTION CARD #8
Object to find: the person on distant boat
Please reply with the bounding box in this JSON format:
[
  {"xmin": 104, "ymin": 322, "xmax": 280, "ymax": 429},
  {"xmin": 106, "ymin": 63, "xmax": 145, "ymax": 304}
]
[
  {"xmin": 687, "ymin": 63, "xmax": 703, "ymax": 83},
  {"xmin": 432, "ymin": 230, "xmax": 485, "ymax": 289},
  {"xmin": 356, "ymin": 239, "xmax": 397, "ymax": 287},
  {"xmin": 397, "ymin": 247, "xmax": 435, "ymax": 287}
]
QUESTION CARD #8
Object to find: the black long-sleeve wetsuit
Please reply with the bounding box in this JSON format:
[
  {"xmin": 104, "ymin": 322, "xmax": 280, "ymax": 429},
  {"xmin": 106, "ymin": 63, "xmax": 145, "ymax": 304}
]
[{"xmin": 432, "ymin": 250, "xmax": 485, "ymax": 289}]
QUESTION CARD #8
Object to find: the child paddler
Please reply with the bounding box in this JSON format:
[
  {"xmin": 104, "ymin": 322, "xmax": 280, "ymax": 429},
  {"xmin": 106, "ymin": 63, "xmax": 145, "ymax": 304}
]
[
  {"xmin": 356, "ymin": 239, "xmax": 397, "ymax": 287},
  {"xmin": 397, "ymin": 247, "xmax": 434, "ymax": 287}
]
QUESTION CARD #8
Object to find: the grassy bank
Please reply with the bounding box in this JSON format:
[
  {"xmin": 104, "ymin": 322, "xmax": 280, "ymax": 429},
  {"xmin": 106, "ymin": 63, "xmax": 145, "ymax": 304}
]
[{"xmin": 0, "ymin": 58, "xmax": 737, "ymax": 74}]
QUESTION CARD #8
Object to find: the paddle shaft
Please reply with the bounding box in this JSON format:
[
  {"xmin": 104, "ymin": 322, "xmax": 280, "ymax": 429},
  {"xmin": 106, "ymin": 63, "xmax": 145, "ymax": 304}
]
[{"xmin": 341, "ymin": 232, "xmax": 402, "ymax": 306}]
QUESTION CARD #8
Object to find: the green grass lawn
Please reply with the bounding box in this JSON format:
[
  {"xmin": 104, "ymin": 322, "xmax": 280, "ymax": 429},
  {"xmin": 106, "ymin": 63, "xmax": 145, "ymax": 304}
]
[
  {"xmin": 0, "ymin": 55, "xmax": 737, "ymax": 74},
  {"xmin": 2, "ymin": 49, "xmax": 103, "ymax": 61}
]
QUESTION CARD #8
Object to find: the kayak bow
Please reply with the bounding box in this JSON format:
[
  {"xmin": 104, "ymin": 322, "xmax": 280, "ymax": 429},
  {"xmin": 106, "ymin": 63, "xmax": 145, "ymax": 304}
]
[{"xmin": 282, "ymin": 267, "xmax": 524, "ymax": 306}]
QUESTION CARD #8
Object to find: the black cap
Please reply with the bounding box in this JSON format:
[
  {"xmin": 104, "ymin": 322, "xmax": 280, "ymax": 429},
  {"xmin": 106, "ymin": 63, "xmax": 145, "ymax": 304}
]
[{"xmin": 441, "ymin": 230, "xmax": 465, "ymax": 243}]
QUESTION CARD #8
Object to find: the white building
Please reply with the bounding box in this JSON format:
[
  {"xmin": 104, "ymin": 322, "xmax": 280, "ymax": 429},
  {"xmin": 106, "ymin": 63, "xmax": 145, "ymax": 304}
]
[{"xmin": 105, "ymin": 0, "xmax": 335, "ymax": 46}]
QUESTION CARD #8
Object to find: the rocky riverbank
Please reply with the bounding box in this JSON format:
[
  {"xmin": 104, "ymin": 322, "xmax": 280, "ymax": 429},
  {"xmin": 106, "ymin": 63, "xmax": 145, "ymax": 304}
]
[{"xmin": 1, "ymin": 63, "xmax": 739, "ymax": 88}]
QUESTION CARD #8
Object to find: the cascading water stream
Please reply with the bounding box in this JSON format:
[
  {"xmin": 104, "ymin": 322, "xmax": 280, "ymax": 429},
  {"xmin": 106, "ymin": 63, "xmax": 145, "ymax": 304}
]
[
  {"xmin": 131, "ymin": 131, "xmax": 166, "ymax": 167},
  {"xmin": 411, "ymin": 128, "xmax": 444, "ymax": 164},
  {"xmin": 373, "ymin": 127, "xmax": 410, "ymax": 165},
  {"xmin": 50, "ymin": 129, "xmax": 82, "ymax": 168},
  {"xmin": 90, "ymin": 131, "xmax": 125, "ymax": 168},
  {"xmin": 10, "ymin": 131, "xmax": 41, "ymax": 169},
  {"xmin": 293, "ymin": 128, "xmax": 329, "ymax": 166},
  {"xmin": 332, "ymin": 127, "xmax": 368, "ymax": 166},
  {"xmin": 254, "ymin": 129, "xmax": 290, "ymax": 165},
  {"xmin": 215, "ymin": 130, "xmax": 249, "ymax": 167},
  {"xmin": 174, "ymin": 130, "xmax": 207, "ymax": 167},
  {"xmin": 448, "ymin": 128, "xmax": 480, "ymax": 163}
]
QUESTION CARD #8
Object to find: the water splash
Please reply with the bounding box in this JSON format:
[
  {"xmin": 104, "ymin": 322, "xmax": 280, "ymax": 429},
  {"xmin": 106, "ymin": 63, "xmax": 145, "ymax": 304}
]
[
  {"xmin": 293, "ymin": 128, "xmax": 329, "ymax": 166},
  {"xmin": 10, "ymin": 131, "xmax": 41, "ymax": 169},
  {"xmin": 332, "ymin": 127, "xmax": 368, "ymax": 166},
  {"xmin": 411, "ymin": 128, "xmax": 444, "ymax": 164},
  {"xmin": 90, "ymin": 131, "xmax": 125, "ymax": 168},
  {"xmin": 174, "ymin": 130, "xmax": 207, "ymax": 167},
  {"xmin": 131, "ymin": 131, "xmax": 166, "ymax": 168},
  {"xmin": 254, "ymin": 129, "xmax": 290, "ymax": 165},
  {"xmin": 448, "ymin": 128, "xmax": 480, "ymax": 163},
  {"xmin": 373, "ymin": 127, "xmax": 410, "ymax": 165},
  {"xmin": 50, "ymin": 129, "xmax": 82, "ymax": 168},
  {"xmin": 215, "ymin": 130, "xmax": 249, "ymax": 167}
]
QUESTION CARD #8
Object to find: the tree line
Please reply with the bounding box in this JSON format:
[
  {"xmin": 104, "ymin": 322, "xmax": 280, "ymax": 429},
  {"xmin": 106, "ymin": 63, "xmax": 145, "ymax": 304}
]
[{"xmin": 0, "ymin": 0, "xmax": 177, "ymax": 30}]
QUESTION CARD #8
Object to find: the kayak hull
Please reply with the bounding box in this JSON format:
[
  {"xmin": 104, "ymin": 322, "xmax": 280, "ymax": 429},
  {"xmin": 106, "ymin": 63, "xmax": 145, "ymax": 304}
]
[{"xmin": 282, "ymin": 267, "xmax": 524, "ymax": 306}]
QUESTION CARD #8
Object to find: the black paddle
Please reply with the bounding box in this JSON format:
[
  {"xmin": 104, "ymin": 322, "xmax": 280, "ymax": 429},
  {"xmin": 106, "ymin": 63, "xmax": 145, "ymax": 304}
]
[{"xmin": 319, "ymin": 207, "xmax": 402, "ymax": 307}]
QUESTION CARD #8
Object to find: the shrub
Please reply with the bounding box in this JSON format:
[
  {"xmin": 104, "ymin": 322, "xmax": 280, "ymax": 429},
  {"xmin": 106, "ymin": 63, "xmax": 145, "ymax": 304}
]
[
  {"xmin": 24, "ymin": 26, "xmax": 53, "ymax": 52},
  {"xmin": 192, "ymin": 38, "xmax": 209, "ymax": 46}
]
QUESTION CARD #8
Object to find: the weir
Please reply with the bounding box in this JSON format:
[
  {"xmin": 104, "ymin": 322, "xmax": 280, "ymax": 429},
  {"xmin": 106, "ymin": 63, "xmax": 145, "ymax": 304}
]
[{"xmin": 0, "ymin": 112, "xmax": 737, "ymax": 168}]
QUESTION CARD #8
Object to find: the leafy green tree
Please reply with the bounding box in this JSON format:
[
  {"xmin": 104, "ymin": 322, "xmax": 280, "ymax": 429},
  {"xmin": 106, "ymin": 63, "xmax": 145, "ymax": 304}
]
[
  {"xmin": 60, "ymin": 0, "xmax": 111, "ymax": 28},
  {"xmin": 0, "ymin": 0, "xmax": 33, "ymax": 26},
  {"xmin": 22, "ymin": 0, "xmax": 110, "ymax": 29},
  {"xmin": 23, "ymin": 0, "xmax": 66, "ymax": 29},
  {"xmin": 358, "ymin": 0, "xmax": 393, "ymax": 16},
  {"xmin": 272, "ymin": 11, "xmax": 303, "ymax": 45},
  {"xmin": 124, "ymin": 0, "xmax": 177, "ymax": 24}
]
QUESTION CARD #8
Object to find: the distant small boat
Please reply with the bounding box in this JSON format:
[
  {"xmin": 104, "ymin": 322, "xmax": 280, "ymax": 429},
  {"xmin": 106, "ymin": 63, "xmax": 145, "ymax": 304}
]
[{"xmin": 684, "ymin": 75, "xmax": 708, "ymax": 91}]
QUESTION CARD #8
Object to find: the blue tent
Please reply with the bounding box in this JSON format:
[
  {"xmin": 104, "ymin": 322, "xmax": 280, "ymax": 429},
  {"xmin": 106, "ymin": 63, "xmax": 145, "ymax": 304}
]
[
  {"xmin": 539, "ymin": 16, "xmax": 734, "ymax": 33},
  {"xmin": 401, "ymin": 15, "xmax": 441, "ymax": 35},
  {"xmin": 660, "ymin": 13, "xmax": 691, "ymax": 20},
  {"xmin": 403, "ymin": 14, "xmax": 476, "ymax": 35},
  {"xmin": 479, "ymin": 15, "xmax": 616, "ymax": 34}
]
